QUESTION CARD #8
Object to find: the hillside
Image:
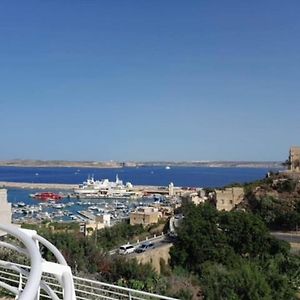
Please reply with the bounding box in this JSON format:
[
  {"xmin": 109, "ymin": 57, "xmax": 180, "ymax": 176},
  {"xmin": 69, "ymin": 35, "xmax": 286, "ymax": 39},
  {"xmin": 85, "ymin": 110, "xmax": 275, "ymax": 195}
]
[{"xmin": 238, "ymin": 172, "xmax": 300, "ymax": 230}]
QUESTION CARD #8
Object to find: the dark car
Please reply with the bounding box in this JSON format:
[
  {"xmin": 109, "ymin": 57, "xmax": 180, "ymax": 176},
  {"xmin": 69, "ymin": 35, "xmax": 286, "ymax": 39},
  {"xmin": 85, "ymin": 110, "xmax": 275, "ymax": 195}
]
[{"xmin": 135, "ymin": 242, "xmax": 154, "ymax": 253}]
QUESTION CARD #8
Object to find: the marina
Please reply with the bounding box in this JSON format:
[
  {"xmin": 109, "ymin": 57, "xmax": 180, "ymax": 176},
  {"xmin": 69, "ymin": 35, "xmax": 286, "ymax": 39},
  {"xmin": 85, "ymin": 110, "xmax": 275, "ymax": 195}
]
[{"xmin": 9, "ymin": 187, "xmax": 177, "ymax": 225}]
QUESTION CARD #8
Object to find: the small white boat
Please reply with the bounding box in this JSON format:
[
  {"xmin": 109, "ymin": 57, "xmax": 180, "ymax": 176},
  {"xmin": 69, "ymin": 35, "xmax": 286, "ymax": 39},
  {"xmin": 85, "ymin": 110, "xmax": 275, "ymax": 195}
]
[{"xmin": 52, "ymin": 203, "xmax": 65, "ymax": 209}]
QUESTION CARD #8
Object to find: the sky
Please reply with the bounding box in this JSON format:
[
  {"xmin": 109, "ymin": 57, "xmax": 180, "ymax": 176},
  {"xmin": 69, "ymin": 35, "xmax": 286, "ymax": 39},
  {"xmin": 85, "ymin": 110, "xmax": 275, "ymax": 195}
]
[{"xmin": 0, "ymin": 1, "xmax": 299, "ymax": 162}]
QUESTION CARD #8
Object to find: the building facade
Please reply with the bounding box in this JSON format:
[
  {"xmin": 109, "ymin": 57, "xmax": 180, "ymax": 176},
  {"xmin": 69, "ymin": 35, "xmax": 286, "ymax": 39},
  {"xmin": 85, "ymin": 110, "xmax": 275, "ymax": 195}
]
[
  {"xmin": 215, "ymin": 187, "xmax": 244, "ymax": 211},
  {"xmin": 130, "ymin": 207, "xmax": 160, "ymax": 226},
  {"xmin": 0, "ymin": 189, "xmax": 12, "ymax": 236},
  {"xmin": 289, "ymin": 147, "xmax": 300, "ymax": 172}
]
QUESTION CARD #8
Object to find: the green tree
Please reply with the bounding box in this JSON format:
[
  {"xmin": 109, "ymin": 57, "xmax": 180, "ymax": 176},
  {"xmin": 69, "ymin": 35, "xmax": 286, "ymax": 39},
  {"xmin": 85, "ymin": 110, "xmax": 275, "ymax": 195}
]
[
  {"xmin": 200, "ymin": 262, "xmax": 272, "ymax": 300},
  {"xmin": 218, "ymin": 210, "xmax": 288, "ymax": 258},
  {"xmin": 170, "ymin": 203, "xmax": 236, "ymax": 272}
]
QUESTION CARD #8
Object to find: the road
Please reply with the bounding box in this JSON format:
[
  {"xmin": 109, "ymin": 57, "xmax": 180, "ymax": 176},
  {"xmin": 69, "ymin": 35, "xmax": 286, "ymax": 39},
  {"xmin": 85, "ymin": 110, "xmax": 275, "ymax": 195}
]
[
  {"xmin": 271, "ymin": 232, "xmax": 300, "ymax": 244},
  {"xmin": 108, "ymin": 234, "xmax": 169, "ymax": 255}
]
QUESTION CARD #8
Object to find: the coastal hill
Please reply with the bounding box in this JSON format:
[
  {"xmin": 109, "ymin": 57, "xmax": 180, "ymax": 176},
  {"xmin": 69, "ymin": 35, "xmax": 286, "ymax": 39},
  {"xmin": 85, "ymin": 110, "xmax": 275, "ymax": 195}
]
[
  {"xmin": 0, "ymin": 159, "xmax": 122, "ymax": 168},
  {"xmin": 0, "ymin": 159, "xmax": 283, "ymax": 169}
]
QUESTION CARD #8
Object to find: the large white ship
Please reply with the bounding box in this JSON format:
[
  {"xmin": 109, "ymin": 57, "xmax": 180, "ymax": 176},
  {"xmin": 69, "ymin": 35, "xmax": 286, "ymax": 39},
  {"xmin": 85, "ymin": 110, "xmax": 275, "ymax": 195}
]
[{"xmin": 74, "ymin": 175, "xmax": 134, "ymax": 198}]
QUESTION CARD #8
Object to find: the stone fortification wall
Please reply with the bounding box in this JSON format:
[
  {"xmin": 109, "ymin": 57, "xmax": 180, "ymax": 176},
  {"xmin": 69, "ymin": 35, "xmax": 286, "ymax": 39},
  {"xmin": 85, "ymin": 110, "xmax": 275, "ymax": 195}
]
[{"xmin": 215, "ymin": 187, "xmax": 244, "ymax": 211}]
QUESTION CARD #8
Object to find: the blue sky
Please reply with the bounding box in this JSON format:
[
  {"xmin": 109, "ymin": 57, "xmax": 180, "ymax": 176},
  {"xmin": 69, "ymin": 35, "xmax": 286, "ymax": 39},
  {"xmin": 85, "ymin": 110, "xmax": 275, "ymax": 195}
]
[{"xmin": 0, "ymin": 1, "xmax": 299, "ymax": 162}]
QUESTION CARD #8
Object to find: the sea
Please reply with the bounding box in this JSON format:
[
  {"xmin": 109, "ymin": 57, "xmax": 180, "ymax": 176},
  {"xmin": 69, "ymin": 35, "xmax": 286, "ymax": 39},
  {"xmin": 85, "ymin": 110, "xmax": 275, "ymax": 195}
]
[
  {"xmin": 0, "ymin": 165, "xmax": 282, "ymax": 187},
  {"xmin": 0, "ymin": 165, "xmax": 282, "ymax": 204}
]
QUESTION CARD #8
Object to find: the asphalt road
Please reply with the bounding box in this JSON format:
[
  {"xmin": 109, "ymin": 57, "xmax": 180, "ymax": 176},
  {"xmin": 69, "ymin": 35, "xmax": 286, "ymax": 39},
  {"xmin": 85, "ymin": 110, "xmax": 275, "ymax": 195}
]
[
  {"xmin": 128, "ymin": 238, "xmax": 173, "ymax": 258},
  {"xmin": 271, "ymin": 232, "xmax": 300, "ymax": 243},
  {"xmin": 109, "ymin": 234, "xmax": 168, "ymax": 255}
]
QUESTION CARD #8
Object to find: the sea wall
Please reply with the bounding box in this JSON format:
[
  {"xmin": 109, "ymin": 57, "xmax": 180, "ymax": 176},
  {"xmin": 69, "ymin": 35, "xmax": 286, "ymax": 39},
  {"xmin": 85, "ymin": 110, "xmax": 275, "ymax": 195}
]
[{"xmin": 0, "ymin": 181, "xmax": 77, "ymax": 190}]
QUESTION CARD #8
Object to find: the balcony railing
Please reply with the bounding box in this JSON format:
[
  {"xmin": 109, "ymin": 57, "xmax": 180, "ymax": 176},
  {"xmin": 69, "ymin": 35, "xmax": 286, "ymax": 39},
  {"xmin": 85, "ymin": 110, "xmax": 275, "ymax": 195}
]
[{"xmin": 0, "ymin": 224, "xmax": 177, "ymax": 300}]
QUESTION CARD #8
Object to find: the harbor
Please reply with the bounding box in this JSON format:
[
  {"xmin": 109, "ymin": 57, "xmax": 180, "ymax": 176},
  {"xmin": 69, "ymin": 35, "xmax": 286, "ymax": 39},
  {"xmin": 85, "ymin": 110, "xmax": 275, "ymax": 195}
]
[
  {"xmin": 3, "ymin": 175, "xmax": 180, "ymax": 226},
  {"xmin": 10, "ymin": 190, "xmax": 179, "ymax": 226}
]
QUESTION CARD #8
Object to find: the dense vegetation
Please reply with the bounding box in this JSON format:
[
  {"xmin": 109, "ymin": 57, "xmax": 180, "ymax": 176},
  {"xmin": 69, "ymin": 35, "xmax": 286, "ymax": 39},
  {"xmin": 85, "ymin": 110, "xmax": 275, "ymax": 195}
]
[
  {"xmin": 13, "ymin": 200, "xmax": 299, "ymax": 299},
  {"xmin": 170, "ymin": 202, "xmax": 300, "ymax": 299},
  {"xmin": 241, "ymin": 174, "xmax": 300, "ymax": 231},
  {"xmin": 21, "ymin": 221, "xmax": 152, "ymax": 271},
  {"xmin": 16, "ymin": 221, "xmax": 175, "ymax": 295}
]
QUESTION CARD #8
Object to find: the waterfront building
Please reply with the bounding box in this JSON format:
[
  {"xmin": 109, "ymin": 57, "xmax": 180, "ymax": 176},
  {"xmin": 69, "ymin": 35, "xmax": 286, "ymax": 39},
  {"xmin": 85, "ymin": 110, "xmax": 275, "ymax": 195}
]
[
  {"xmin": 130, "ymin": 207, "xmax": 161, "ymax": 226},
  {"xmin": 0, "ymin": 189, "xmax": 12, "ymax": 236},
  {"xmin": 289, "ymin": 146, "xmax": 300, "ymax": 172}
]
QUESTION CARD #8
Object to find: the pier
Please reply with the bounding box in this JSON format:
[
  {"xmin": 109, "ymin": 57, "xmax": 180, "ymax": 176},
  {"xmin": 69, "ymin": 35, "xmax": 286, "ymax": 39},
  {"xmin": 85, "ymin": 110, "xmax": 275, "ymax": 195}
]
[
  {"xmin": 0, "ymin": 181, "xmax": 77, "ymax": 190},
  {"xmin": 77, "ymin": 210, "xmax": 95, "ymax": 221}
]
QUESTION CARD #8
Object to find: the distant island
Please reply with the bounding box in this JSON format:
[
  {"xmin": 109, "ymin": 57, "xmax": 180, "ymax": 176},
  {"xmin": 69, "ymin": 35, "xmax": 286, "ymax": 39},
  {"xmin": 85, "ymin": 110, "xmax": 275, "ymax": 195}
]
[{"xmin": 0, "ymin": 159, "xmax": 284, "ymax": 169}]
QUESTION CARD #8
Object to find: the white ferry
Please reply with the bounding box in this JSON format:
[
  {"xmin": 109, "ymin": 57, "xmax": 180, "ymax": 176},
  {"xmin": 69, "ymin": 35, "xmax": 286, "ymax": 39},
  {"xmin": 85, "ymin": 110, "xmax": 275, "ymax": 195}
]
[{"xmin": 74, "ymin": 175, "xmax": 134, "ymax": 198}]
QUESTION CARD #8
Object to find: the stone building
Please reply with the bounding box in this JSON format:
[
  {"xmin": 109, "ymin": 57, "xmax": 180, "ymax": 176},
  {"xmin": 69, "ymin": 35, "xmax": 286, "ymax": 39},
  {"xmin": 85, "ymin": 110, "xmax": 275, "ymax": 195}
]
[
  {"xmin": 289, "ymin": 147, "xmax": 300, "ymax": 172},
  {"xmin": 130, "ymin": 207, "xmax": 161, "ymax": 226},
  {"xmin": 183, "ymin": 190, "xmax": 206, "ymax": 206},
  {"xmin": 0, "ymin": 189, "xmax": 12, "ymax": 236},
  {"xmin": 215, "ymin": 187, "xmax": 244, "ymax": 211}
]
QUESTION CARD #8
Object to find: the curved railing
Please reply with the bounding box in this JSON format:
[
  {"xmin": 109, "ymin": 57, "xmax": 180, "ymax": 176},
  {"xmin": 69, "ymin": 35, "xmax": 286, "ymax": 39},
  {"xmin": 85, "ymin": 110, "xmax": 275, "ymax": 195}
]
[
  {"xmin": 0, "ymin": 224, "xmax": 76, "ymax": 300},
  {"xmin": 0, "ymin": 223, "xmax": 178, "ymax": 300}
]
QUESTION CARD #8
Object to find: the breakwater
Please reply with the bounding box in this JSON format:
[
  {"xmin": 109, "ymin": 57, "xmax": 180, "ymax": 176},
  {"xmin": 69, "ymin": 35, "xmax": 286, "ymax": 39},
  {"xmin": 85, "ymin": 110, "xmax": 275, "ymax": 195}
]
[{"xmin": 0, "ymin": 181, "xmax": 77, "ymax": 190}]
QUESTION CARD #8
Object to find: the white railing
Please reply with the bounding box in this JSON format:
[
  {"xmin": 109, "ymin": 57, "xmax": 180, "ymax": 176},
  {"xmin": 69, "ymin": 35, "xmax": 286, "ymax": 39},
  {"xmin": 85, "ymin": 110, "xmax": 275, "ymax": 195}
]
[
  {"xmin": 0, "ymin": 263, "xmax": 177, "ymax": 300},
  {"xmin": 0, "ymin": 224, "xmax": 178, "ymax": 300},
  {"xmin": 0, "ymin": 223, "xmax": 76, "ymax": 299}
]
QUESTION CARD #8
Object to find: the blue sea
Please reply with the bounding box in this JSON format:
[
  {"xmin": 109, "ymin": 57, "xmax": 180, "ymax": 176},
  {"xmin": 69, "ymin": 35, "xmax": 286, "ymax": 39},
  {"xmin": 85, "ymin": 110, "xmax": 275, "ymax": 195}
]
[{"xmin": 0, "ymin": 166, "xmax": 281, "ymax": 188}]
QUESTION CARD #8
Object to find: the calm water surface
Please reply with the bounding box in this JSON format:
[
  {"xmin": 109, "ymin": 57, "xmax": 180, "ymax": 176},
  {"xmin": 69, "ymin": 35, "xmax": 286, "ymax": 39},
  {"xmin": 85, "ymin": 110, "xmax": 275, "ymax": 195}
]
[{"xmin": 0, "ymin": 166, "xmax": 280, "ymax": 187}]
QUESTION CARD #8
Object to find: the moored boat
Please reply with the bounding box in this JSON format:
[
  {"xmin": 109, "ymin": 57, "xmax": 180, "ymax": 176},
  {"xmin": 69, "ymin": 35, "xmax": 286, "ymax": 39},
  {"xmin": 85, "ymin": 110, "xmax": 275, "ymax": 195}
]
[
  {"xmin": 30, "ymin": 192, "xmax": 63, "ymax": 201},
  {"xmin": 74, "ymin": 175, "xmax": 134, "ymax": 198}
]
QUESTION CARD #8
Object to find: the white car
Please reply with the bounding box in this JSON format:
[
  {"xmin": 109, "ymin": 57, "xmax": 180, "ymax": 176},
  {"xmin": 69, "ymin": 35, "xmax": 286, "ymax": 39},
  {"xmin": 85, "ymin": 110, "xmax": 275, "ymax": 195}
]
[{"xmin": 118, "ymin": 244, "xmax": 135, "ymax": 255}]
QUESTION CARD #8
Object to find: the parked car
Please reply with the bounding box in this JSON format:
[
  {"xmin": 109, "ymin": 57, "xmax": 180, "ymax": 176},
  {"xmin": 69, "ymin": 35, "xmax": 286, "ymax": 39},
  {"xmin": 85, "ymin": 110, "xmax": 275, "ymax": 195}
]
[
  {"xmin": 135, "ymin": 242, "xmax": 154, "ymax": 253},
  {"xmin": 118, "ymin": 244, "xmax": 135, "ymax": 255}
]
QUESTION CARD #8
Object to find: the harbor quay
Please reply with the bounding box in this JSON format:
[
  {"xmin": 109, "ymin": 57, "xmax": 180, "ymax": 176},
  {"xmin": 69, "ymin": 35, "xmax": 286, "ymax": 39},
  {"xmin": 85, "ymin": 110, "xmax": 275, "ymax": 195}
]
[{"xmin": 0, "ymin": 181, "xmax": 77, "ymax": 190}]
